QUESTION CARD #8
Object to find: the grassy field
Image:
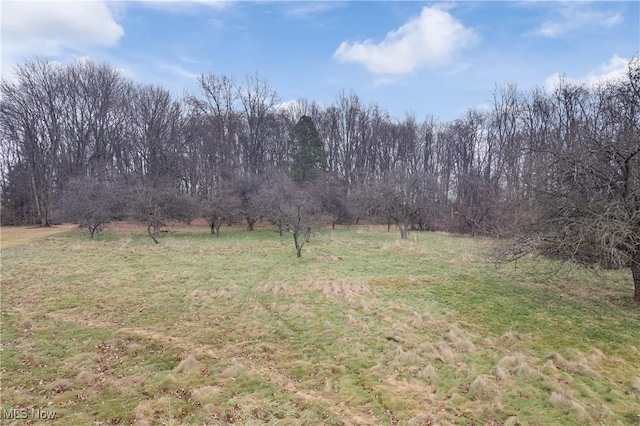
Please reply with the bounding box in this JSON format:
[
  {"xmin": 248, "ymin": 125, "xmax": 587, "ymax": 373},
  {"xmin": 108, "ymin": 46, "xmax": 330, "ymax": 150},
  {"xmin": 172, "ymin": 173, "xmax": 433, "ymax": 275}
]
[{"xmin": 1, "ymin": 223, "xmax": 639, "ymax": 425}]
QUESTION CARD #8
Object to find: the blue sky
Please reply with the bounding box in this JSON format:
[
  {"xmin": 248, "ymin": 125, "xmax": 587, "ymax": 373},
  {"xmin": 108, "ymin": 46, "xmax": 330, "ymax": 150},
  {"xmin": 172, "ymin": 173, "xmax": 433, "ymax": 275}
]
[{"xmin": 2, "ymin": 1, "xmax": 639, "ymax": 120}]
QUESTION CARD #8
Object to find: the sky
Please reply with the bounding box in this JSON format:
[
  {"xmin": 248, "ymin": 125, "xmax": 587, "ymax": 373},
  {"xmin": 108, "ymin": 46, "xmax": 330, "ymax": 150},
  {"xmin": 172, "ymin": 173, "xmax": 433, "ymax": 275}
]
[{"xmin": 1, "ymin": 0, "xmax": 639, "ymax": 121}]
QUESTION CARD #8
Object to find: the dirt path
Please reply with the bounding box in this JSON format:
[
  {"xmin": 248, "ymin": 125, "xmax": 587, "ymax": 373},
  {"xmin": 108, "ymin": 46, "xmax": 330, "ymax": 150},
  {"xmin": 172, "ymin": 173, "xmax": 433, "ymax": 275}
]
[{"xmin": 0, "ymin": 224, "xmax": 77, "ymax": 249}]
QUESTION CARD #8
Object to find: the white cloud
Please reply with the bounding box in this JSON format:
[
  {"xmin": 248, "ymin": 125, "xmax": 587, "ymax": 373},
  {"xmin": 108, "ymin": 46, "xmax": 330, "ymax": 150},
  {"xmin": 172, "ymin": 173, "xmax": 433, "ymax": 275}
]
[
  {"xmin": 158, "ymin": 62, "xmax": 200, "ymax": 81},
  {"xmin": 533, "ymin": 3, "xmax": 623, "ymax": 38},
  {"xmin": 137, "ymin": 0, "xmax": 230, "ymax": 13},
  {"xmin": 275, "ymin": 99, "xmax": 300, "ymax": 112},
  {"xmin": 2, "ymin": 1, "xmax": 124, "ymax": 57},
  {"xmin": 280, "ymin": 2, "xmax": 343, "ymax": 18},
  {"xmin": 333, "ymin": 5, "xmax": 478, "ymax": 75},
  {"xmin": 544, "ymin": 55, "xmax": 629, "ymax": 91}
]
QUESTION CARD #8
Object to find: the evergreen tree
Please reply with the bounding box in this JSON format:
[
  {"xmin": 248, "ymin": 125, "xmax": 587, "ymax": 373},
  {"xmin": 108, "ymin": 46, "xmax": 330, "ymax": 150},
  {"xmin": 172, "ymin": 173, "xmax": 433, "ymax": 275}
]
[{"xmin": 288, "ymin": 115, "xmax": 326, "ymax": 183}]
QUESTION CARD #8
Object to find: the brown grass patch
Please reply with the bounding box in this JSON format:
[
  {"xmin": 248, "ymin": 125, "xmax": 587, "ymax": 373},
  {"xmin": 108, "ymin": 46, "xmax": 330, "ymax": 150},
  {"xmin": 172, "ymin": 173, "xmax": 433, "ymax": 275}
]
[
  {"xmin": 495, "ymin": 354, "xmax": 540, "ymax": 380},
  {"xmin": 16, "ymin": 315, "xmax": 34, "ymax": 332},
  {"xmin": 409, "ymin": 311, "xmax": 435, "ymax": 329},
  {"xmin": 261, "ymin": 282, "xmax": 294, "ymax": 294},
  {"xmin": 548, "ymin": 352, "xmax": 593, "ymax": 376},
  {"xmin": 316, "ymin": 255, "xmax": 344, "ymax": 262},
  {"xmin": 447, "ymin": 333, "xmax": 476, "ymax": 353},
  {"xmin": 220, "ymin": 363, "xmax": 245, "ymax": 379},
  {"xmin": 282, "ymin": 302, "xmax": 315, "ymax": 319},
  {"xmin": 410, "ymin": 411, "xmax": 455, "ymax": 426},
  {"xmin": 494, "ymin": 366, "xmax": 508, "ymax": 382},
  {"xmin": 549, "ymin": 391, "xmax": 591, "ymax": 421},
  {"xmin": 0, "ymin": 224, "xmax": 77, "ymax": 249},
  {"xmin": 452, "ymin": 362, "xmax": 475, "ymax": 379},
  {"xmin": 75, "ymin": 370, "xmax": 99, "ymax": 385},
  {"xmin": 46, "ymin": 378, "xmax": 74, "ymax": 394},
  {"xmin": 134, "ymin": 395, "xmax": 181, "ymax": 423},
  {"xmin": 213, "ymin": 286, "xmax": 236, "ymax": 299},
  {"xmin": 390, "ymin": 347, "xmax": 424, "ymax": 371},
  {"xmin": 66, "ymin": 352, "xmax": 99, "ymax": 369},
  {"xmin": 172, "ymin": 354, "xmax": 201, "ymax": 375},
  {"xmin": 416, "ymin": 365, "xmax": 438, "ymax": 382},
  {"xmin": 486, "ymin": 330, "xmax": 527, "ymax": 349},
  {"xmin": 191, "ymin": 386, "xmax": 222, "ymax": 404},
  {"xmin": 302, "ymin": 278, "xmax": 372, "ymax": 298},
  {"xmin": 469, "ymin": 375, "xmax": 499, "ymax": 401},
  {"xmin": 431, "ymin": 341, "xmax": 456, "ymax": 362}
]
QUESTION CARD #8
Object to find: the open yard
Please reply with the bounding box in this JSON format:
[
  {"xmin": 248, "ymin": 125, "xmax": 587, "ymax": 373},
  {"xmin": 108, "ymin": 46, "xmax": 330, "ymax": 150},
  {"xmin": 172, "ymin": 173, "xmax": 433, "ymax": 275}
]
[{"xmin": 1, "ymin": 224, "xmax": 639, "ymax": 425}]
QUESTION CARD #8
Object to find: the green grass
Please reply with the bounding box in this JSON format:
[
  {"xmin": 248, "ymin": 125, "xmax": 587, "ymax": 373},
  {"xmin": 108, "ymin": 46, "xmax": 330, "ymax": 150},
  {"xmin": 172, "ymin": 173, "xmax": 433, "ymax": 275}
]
[{"xmin": 1, "ymin": 224, "xmax": 639, "ymax": 425}]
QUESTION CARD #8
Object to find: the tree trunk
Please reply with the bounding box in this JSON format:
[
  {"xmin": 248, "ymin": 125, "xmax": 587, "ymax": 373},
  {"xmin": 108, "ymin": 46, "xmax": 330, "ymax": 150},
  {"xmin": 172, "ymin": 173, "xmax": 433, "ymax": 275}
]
[
  {"xmin": 148, "ymin": 223, "xmax": 159, "ymax": 244},
  {"xmin": 215, "ymin": 223, "xmax": 222, "ymax": 237},
  {"xmin": 31, "ymin": 175, "xmax": 43, "ymax": 226},
  {"xmin": 632, "ymin": 251, "xmax": 640, "ymax": 302},
  {"xmin": 399, "ymin": 224, "xmax": 409, "ymax": 240},
  {"xmin": 293, "ymin": 231, "xmax": 304, "ymax": 257}
]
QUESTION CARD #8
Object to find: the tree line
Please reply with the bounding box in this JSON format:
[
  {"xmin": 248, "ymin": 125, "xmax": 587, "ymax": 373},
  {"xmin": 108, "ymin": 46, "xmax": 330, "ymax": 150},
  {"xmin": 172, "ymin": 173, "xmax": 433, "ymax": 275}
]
[{"xmin": 1, "ymin": 58, "xmax": 638, "ymax": 299}]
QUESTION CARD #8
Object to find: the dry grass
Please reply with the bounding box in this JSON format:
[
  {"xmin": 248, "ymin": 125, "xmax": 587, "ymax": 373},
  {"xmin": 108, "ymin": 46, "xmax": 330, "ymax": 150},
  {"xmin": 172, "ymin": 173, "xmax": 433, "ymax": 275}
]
[
  {"xmin": 1, "ymin": 224, "xmax": 639, "ymax": 425},
  {"xmin": 550, "ymin": 391, "xmax": 592, "ymax": 421},
  {"xmin": 0, "ymin": 223, "xmax": 77, "ymax": 249},
  {"xmin": 469, "ymin": 374, "xmax": 499, "ymax": 401},
  {"xmin": 547, "ymin": 352, "xmax": 594, "ymax": 376}
]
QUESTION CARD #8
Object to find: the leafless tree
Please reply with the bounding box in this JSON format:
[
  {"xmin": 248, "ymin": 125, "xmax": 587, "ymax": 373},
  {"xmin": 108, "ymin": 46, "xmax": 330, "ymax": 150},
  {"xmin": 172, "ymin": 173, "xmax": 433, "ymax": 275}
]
[
  {"xmin": 231, "ymin": 173, "xmax": 264, "ymax": 231},
  {"xmin": 1, "ymin": 60, "xmax": 66, "ymax": 226},
  {"xmin": 377, "ymin": 169, "xmax": 440, "ymax": 239},
  {"xmin": 237, "ymin": 74, "xmax": 280, "ymax": 174},
  {"xmin": 132, "ymin": 180, "xmax": 197, "ymax": 244},
  {"xmin": 498, "ymin": 58, "xmax": 640, "ymax": 301},
  {"xmin": 310, "ymin": 174, "xmax": 351, "ymax": 229},
  {"xmin": 58, "ymin": 176, "xmax": 128, "ymax": 238},
  {"xmin": 60, "ymin": 60, "xmax": 131, "ymax": 178},
  {"xmin": 202, "ymin": 184, "xmax": 241, "ymax": 237}
]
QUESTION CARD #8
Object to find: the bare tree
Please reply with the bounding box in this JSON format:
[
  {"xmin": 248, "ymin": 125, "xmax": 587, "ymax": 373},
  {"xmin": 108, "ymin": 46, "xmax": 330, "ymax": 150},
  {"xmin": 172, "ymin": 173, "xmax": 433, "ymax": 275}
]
[
  {"xmin": 498, "ymin": 58, "xmax": 640, "ymax": 302},
  {"xmin": 132, "ymin": 180, "xmax": 197, "ymax": 243},
  {"xmin": 60, "ymin": 60, "xmax": 130, "ymax": 178},
  {"xmin": 237, "ymin": 74, "xmax": 280, "ymax": 174},
  {"xmin": 231, "ymin": 173, "xmax": 264, "ymax": 231},
  {"xmin": 256, "ymin": 170, "xmax": 323, "ymax": 256},
  {"xmin": 1, "ymin": 60, "xmax": 66, "ymax": 226},
  {"xmin": 202, "ymin": 184, "xmax": 241, "ymax": 237},
  {"xmin": 188, "ymin": 74, "xmax": 243, "ymax": 193},
  {"xmin": 58, "ymin": 176, "xmax": 128, "ymax": 238},
  {"xmin": 255, "ymin": 170, "xmax": 295, "ymax": 236},
  {"xmin": 310, "ymin": 174, "xmax": 351, "ymax": 229},
  {"xmin": 128, "ymin": 84, "xmax": 187, "ymax": 181},
  {"xmin": 377, "ymin": 169, "xmax": 440, "ymax": 239}
]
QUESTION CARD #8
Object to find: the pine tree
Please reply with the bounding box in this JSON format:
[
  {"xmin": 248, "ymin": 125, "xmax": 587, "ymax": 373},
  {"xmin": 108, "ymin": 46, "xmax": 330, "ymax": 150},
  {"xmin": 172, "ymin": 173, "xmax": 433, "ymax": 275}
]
[{"xmin": 289, "ymin": 115, "xmax": 326, "ymax": 183}]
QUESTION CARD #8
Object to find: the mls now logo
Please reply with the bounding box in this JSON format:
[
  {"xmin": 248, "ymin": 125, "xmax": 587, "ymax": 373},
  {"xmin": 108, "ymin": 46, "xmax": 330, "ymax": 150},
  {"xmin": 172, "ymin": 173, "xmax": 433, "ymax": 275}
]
[
  {"xmin": 3, "ymin": 408, "xmax": 28, "ymax": 420},
  {"xmin": 3, "ymin": 408, "xmax": 57, "ymax": 420}
]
